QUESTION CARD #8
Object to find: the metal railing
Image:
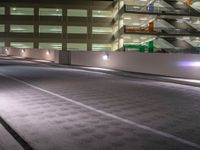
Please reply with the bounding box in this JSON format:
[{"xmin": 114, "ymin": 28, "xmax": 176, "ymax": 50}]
[
  {"xmin": 154, "ymin": 48, "xmax": 200, "ymax": 54},
  {"xmin": 125, "ymin": 5, "xmax": 194, "ymax": 15},
  {"xmin": 124, "ymin": 26, "xmax": 199, "ymax": 35}
]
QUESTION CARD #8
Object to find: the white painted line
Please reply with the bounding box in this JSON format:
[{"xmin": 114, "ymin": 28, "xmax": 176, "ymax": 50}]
[
  {"xmin": 1, "ymin": 73, "xmax": 200, "ymax": 149},
  {"xmin": 0, "ymin": 124, "xmax": 24, "ymax": 150},
  {"xmin": 162, "ymin": 77, "xmax": 200, "ymax": 84}
]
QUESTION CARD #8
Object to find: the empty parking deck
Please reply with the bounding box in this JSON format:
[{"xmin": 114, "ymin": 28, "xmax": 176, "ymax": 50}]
[{"xmin": 0, "ymin": 56, "xmax": 200, "ymax": 150}]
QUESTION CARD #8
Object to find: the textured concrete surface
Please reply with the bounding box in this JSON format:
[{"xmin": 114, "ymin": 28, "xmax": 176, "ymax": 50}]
[
  {"xmin": 0, "ymin": 124, "xmax": 24, "ymax": 150},
  {"xmin": 0, "ymin": 56, "xmax": 200, "ymax": 150}
]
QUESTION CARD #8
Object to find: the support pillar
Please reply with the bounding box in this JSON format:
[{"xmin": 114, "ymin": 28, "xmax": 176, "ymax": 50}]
[
  {"xmin": 139, "ymin": 45, "xmax": 145, "ymax": 53},
  {"xmin": 148, "ymin": 41, "xmax": 154, "ymax": 53}
]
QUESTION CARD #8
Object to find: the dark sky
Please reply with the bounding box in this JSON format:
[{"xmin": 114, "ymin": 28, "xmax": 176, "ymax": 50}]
[
  {"xmin": 0, "ymin": 0, "xmax": 113, "ymax": 2},
  {"xmin": 0, "ymin": 0, "xmax": 113, "ymax": 6}
]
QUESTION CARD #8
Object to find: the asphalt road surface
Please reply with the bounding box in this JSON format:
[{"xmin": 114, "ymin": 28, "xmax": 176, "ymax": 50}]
[{"xmin": 0, "ymin": 56, "xmax": 200, "ymax": 150}]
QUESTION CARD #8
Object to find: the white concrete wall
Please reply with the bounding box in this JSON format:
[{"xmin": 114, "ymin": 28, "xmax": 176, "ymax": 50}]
[
  {"xmin": 1, "ymin": 48, "xmax": 200, "ymax": 80},
  {"xmin": 71, "ymin": 51, "xmax": 200, "ymax": 80},
  {"xmin": 1, "ymin": 48, "xmax": 56, "ymax": 62}
]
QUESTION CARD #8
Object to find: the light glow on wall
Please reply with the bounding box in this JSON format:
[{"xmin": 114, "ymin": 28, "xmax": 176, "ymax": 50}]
[
  {"xmin": 102, "ymin": 53, "xmax": 109, "ymax": 61},
  {"xmin": 5, "ymin": 48, "xmax": 8, "ymax": 54},
  {"xmin": 178, "ymin": 61, "xmax": 200, "ymax": 67},
  {"xmin": 21, "ymin": 49, "xmax": 25, "ymax": 53},
  {"xmin": 46, "ymin": 50, "xmax": 50, "ymax": 55}
]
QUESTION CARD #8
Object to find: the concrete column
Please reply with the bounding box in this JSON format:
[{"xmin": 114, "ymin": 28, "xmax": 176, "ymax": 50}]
[
  {"xmin": 62, "ymin": 7, "xmax": 67, "ymax": 51},
  {"xmin": 5, "ymin": 6, "xmax": 10, "ymax": 47},
  {"xmin": 66, "ymin": 8, "xmax": 69, "ymax": 51},
  {"xmin": 5, "ymin": 6, "xmax": 10, "ymax": 33},
  {"xmin": 54, "ymin": 51, "xmax": 70, "ymax": 65},
  {"xmin": 34, "ymin": 8, "xmax": 39, "ymax": 48},
  {"xmin": 87, "ymin": 7, "xmax": 92, "ymax": 51},
  {"xmin": 148, "ymin": 41, "xmax": 154, "ymax": 53}
]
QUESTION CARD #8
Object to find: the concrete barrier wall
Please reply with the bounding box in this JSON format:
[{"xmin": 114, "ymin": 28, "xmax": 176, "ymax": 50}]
[
  {"xmin": 1, "ymin": 48, "xmax": 57, "ymax": 62},
  {"xmin": 70, "ymin": 51, "xmax": 200, "ymax": 80},
  {"xmin": 1, "ymin": 48, "xmax": 200, "ymax": 80}
]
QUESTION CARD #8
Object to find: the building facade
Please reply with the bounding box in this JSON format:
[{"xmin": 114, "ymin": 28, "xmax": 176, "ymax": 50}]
[
  {"xmin": 114, "ymin": 0, "xmax": 200, "ymax": 53},
  {"xmin": 0, "ymin": 0, "xmax": 200, "ymax": 53},
  {"xmin": 0, "ymin": 0, "xmax": 114, "ymax": 51}
]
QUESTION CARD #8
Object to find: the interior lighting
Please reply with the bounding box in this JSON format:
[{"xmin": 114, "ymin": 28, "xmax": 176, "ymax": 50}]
[
  {"xmin": 141, "ymin": 36, "xmax": 147, "ymax": 40},
  {"xmin": 133, "ymin": 39, "xmax": 140, "ymax": 43},
  {"xmin": 124, "ymin": 17, "xmax": 132, "ymax": 20},
  {"xmin": 194, "ymin": 19, "xmax": 200, "ymax": 25},
  {"xmin": 196, "ymin": 37, "xmax": 200, "ymax": 40},
  {"xmin": 176, "ymin": 1, "xmax": 184, "ymax": 5},
  {"xmin": 182, "ymin": 16, "xmax": 190, "ymax": 20},
  {"xmin": 133, "ymin": 6, "xmax": 140, "ymax": 9},
  {"xmin": 140, "ymin": 17, "xmax": 148, "ymax": 21},
  {"xmin": 132, "ymin": 23, "xmax": 140, "ymax": 26}
]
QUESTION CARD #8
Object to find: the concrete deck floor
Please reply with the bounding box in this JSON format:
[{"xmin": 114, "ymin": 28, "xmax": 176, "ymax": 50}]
[
  {"xmin": 0, "ymin": 124, "xmax": 23, "ymax": 150},
  {"xmin": 0, "ymin": 56, "xmax": 200, "ymax": 150}
]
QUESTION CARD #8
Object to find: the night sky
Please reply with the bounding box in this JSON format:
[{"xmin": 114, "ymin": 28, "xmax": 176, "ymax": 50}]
[{"xmin": 0, "ymin": 0, "xmax": 113, "ymax": 2}]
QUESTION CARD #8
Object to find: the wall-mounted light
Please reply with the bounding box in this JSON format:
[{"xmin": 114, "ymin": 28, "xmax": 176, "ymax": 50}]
[
  {"xmin": 21, "ymin": 49, "xmax": 25, "ymax": 53},
  {"xmin": 46, "ymin": 50, "xmax": 50, "ymax": 55},
  {"xmin": 102, "ymin": 53, "xmax": 109, "ymax": 61},
  {"xmin": 5, "ymin": 48, "xmax": 8, "ymax": 55}
]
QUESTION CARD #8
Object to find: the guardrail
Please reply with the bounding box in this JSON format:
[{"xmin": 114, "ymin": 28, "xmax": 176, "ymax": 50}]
[
  {"xmin": 125, "ymin": 5, "xmax": 194, "ymax": 15},
  {"xmin": 154, "ymin": 48, "xmax": 200, "ymax": 54},
  {"xmin": 124, "ymin": 26, "xmax": 199, "ymax": 35}
]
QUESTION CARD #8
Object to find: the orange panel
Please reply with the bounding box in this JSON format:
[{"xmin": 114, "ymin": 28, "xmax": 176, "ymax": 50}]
[
  {"xmin": 186, "ymin": 0, "xmax": 192, "ymax": 6},
  {"xmin": 125, "ymin": 28, "xmax": 147, "ymax": 33},
  {"xmin": 148, "ymin": 22, "xmax": 154, "ymax": 33}
]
